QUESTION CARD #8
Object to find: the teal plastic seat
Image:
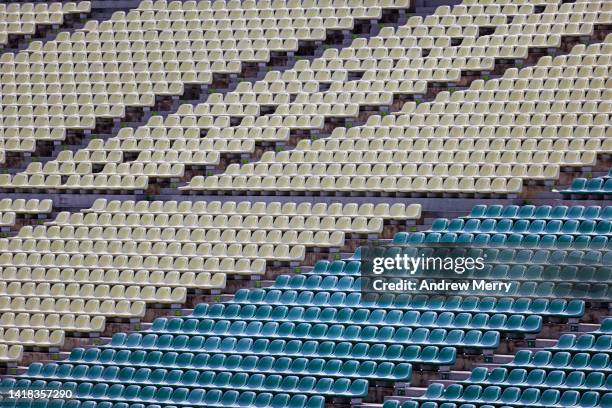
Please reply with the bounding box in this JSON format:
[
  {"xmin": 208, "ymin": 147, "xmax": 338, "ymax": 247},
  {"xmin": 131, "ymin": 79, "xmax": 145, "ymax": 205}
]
[
  {"xmin": 431, "ymin": 218, "xmax": 449, "ymax": 232},
  {"xmin": 393, "ymin": 232, "xmax": 409, "ymax": 245},
  {"xmin": 485, "ymin": 205, "xmax": 503, "ymax": 218},
  {"xmin": 600, "ymin": 206, "xmax": 612, "ymax": 220},
  {"xmin": 545, "ymin": 220, "xmax": 562, "ymax": 234},
  {"xmin": 583, "ymin": 372, "xmax": 604, "ymax": 389},
  {"xmin": 506, "ymin": 234, "xmax": 523, "ymax": 247},
  {"xmin": 593, "ymin": 335, "xmax": 612, "ymax": 351},
  {"xmin": 470, "ymin": 205, "xmax": 487, "ymax": 218},
  {"xmin": 566, "ymin": 206, "xmax": 585, "ymax": 219},
  {"xmin": 568, "ymin": 178, "xmax": 587, "ymax": 192},
  {"xmin": 446, "ymin": 218, "xmax": 465, "ymax": 232},
  {"xmin": 443, "ymin": 383, "xmax": 464, "ymax": 400},
  {"xmin": 504, "ymin": 205, "xmax": 522, "ymax": 218},
  {"xmin": 577, "ymin": 391, "xmax": 599, "ymax": 408},
  {"xmin": 313, "ymin": 261, "xmax": 330, "ymax": 274},
  {"xmin": 407, "ymin": 233, "xmax": 425, "ymax": 245},
  {"xmin": 511, "ymin": 219, "xmax": 530, "ymax": 233},
  {"xmin": 563, "ymin": 371, "xmax": 585, "ymax": 388},
  {"xmin": 440, "ymin": 233, "xmax": 458, "ymax": 243},
  {"xmin": 328, "ymin": 261, "xmax": 346, "ymax": 275},
  {"xmin": 463, "ymin": 219, "xmax": 481, "ymax": 233},
  {"xmin": 542, "ymin": 370, "xmax": 564, "ymax": 387},
  {"xmin": 424, "ymin": 233, "xmax": 441, "ymax": 243},
  {"xmin": 557, "ymin": 390, "xmax": 579, "ymax": 406},
  {"xmin": 421, "ymin": 383, "xmax": 444, "ymax": 399},
  {"xmin": 499, "ymin": 387, "xmax": 520, "ymax": 404},
  {"xmin": 583, "ymin": 206, "xmax": 601, "ymax": 219},
  {"xmin": 585, "ymin": 178, "xmax": 604, "ymax": 193},
  {"xmin": 522, "ymin": 234, "xmax": 539, "ymax": 247},
  {"xmin": 595, "ymin": 220, "xmax": 611, "ymax": 235},
  {"xmin": 550, "ymin": 206, "xmax": 568, "ymax": 219},
  {"xmin": 480, "ymin": 386, "xmax": 501, "ymax": 403},
  {"xmin": 589, "ymin": 236, "xmax": 608, "ymax": 249},
  {"xmin": 539, "ymin": 389, "xmax": 561, "ymax": 406},
  {"xmin": 390, "ymin": 363, "xmax": 411, "ymax": 380},
  {"xmin": 534, "ymin": 205, "xmax": 552, "ymax": 219},
  {"xmin": 562, "ymin": 220, "xmax": 580, "ymax": 234},
  {"xmin": 588, "ymin": 353, "xmax": 609, "ymax": 370},
  {"xmin": 467, "ymin": 367, "xmax": 489, "ymax": 383}
]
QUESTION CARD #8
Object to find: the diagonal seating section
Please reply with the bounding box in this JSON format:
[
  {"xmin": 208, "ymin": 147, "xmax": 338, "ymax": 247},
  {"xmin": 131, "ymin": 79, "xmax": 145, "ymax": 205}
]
[
  {"xmin": 556, "ymin": 168, "xmax": 612, "ymax": 198},
  {"xmin": 382, "ymin": 318, "xmax": 612, "ymax": 408},
  {"xmin": 0, "ymin": 198, "xmax": 53, "ymax": 232},
  {"xmin": 184, "ymin": 32, "xmax": 611, "ymax": 196},
  {"xmin": 0, "ymin": 2, "xmax": 91, "ymax": 48},
  {"xmin": 1, "ymin": 204, "xmax": 605, "ymax": 406},
  {"xmin": 0, "ymin": 0, "xmax": 411, "ymax": 165},
  {"xmin": 0, "ymin": 200, "xmax": 421, "ymax": 363},
  {"xmin": 2, "ymin": 0, "xmax": 610, "ymax": 194},
  {"xmin": 388, "ymin": 205, "xmax": 611, "ymax": 301},
  {"xmin": 0, "ymin": 0, "xmax": 609, "ymax": 407}
]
